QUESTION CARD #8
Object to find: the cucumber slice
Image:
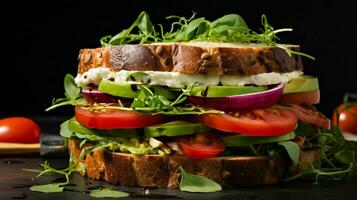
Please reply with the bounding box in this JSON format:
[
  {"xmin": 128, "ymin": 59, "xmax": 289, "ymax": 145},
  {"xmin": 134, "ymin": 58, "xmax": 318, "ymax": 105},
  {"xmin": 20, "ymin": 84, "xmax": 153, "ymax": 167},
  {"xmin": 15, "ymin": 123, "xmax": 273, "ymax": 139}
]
[
  {"xmin": 222, "ymin": 131, "xmax": 296, "ymax": 147},
  {"xmin": 98, "ymin": 80, "xmax": 177, "ymax": 99},
  {"xmin": 68, "ymin": 118, "xmax": 138, "ymax": 137},
  {"xmin": 98, "ymin": 80, "xmax": 140, "ymax": 98},
  {"xmin": 284, "ymin": 75, "xmax": 319, "ymax": 94},
  {"xmin": 145, "ymin": 120, "xmax": 208, "ymax": 137},
  {"xmin": 190, "ymin": 85, "xmax": 268, "ymax": 97}
]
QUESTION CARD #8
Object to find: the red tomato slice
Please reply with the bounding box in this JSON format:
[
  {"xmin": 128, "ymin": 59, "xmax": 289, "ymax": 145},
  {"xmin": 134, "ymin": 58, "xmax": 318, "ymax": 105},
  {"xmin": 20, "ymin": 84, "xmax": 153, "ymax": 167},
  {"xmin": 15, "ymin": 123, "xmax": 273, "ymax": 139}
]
[
  {"xmin": 75, "ymin": 106, "xmax": 167, "ymax": 129},
  {"xmin": 198, "ymin": 108, "xmax": 297, "ymax": 136},
  {"xmin": 279, "ymin": 90, "xmax": 320, "ymax": 105},
  {"xmin": 287, "ymin": 104, "xmax": 331, "ymax": 129},
  {"xmin": 0, "ymin": 117, "xmax": 41, "ymax": 143},
  {"xmin": 176, "ymin": 133, "xmax": 225, "ymax": 159}
]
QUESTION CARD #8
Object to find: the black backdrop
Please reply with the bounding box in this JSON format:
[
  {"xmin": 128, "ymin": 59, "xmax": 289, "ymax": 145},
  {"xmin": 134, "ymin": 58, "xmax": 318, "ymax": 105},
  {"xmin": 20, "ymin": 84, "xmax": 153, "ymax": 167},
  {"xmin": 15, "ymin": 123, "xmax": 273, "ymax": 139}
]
[{"xmin": 2, "ymin": 0, "xmax": 357, "ymax": 117}]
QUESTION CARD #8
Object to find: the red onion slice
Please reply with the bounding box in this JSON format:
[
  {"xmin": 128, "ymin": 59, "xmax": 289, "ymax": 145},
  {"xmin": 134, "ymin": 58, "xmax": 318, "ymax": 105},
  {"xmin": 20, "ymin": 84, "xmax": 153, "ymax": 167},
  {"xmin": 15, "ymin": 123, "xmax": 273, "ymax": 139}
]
[
  {"xmin": 188, "ymin": 83, "xmax": 284, "ymax": 110},
  {"xmin": 82, "ymin": 90, "xmax": 121, "ymax": 104}
]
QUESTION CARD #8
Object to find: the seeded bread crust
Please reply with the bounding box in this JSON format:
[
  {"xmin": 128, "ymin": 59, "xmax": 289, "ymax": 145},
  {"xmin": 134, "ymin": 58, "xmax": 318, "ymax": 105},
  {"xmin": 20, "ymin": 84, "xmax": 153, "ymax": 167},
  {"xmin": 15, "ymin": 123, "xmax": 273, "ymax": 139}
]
[
  {"xmin": 69, "ymin": 139, "xmax": 320, "ymax": 188},
  {"xmin": 77, "ymin": 43, "xmax": 303, "ymax": 76}
]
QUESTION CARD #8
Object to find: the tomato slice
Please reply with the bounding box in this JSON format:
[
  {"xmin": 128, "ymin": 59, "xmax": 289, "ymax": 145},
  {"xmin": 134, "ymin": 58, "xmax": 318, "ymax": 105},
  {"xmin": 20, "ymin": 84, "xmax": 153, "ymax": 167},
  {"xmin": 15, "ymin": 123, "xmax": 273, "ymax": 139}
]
[
  {"xmin": 287, "ymin": 104, "xmax": 331, "ymax": 129},
  {"xmin": 279, "ymin": 90, "xmax": 320, "ymax": 105},
  {"xmin": 75, "ymin": 106, "xmax": 167, "ymax": 129},
  {"xmin": 176, "ymin": 133, "xmax": 225, "ymax": 159},
  {"xmin": 198, "ymin": 108, "xmax": 297, "ymax": 136}
]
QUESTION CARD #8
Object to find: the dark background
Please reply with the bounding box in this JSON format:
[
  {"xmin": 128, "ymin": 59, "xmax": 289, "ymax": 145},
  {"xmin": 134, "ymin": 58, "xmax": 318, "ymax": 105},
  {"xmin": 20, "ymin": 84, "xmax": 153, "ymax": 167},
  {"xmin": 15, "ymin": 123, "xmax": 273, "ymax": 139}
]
[{"xmin": 2, "ymin": 0, "xmax": 357, "ymax": 117}]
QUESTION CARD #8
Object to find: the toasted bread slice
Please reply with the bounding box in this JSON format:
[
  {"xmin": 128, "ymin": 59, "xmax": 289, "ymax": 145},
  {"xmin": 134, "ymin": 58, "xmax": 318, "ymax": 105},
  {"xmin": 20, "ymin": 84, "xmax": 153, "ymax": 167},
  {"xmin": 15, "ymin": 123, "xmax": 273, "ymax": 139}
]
[
  {"xmin": 69, "ymin": 139, "xmax": 320, "ymax": 188},
  {"xmin": 78, "ymin": 43, "xmax": 303, "ymax": 76}
]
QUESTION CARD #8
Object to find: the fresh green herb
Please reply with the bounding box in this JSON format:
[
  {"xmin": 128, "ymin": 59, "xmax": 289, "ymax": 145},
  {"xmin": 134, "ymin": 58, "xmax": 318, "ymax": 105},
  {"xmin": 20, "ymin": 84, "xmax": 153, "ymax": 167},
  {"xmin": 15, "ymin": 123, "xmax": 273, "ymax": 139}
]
[
  {"xmin": 46, "ymin": 74, "xmax": 87, "ymax": 111},
  {"xmin": 278, "ymin": 141, "xmax": 301, "ymax": 166},
  {"xmin": 24, "ymin": 143, "xmax": 110, "ymax": 193},
  {"xmin": 285, "ymin": 125, "xmax": 357, "ymax": 183},
  {"xmin": 90, "ymin": 187, "xmax": 129, "ymax": 198},
  {"xmin": 129, "ymin": 83, "xmax": 223, "ymax": 115},
  {"xmin": 179, "ymin": 167, "xmax": 222, "ymax": 193},
  {"xmin": 101, "ymin": 11, "xmax": 315, "ymax": 60},
  {"xmin": 59, "ymin": 119, "xmax": 72, "ymax": 138},
  {"xmin": 30, "ymin": 182, "xmax": 66, "ymax": 193}
]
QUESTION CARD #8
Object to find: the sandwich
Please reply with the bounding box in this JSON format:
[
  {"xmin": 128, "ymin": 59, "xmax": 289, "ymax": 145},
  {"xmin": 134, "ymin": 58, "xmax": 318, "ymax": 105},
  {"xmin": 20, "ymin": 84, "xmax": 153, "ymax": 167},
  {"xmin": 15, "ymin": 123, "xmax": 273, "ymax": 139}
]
[{"xmin": 46, "ymin": 12, "xmax": 357, "ymax": 191}]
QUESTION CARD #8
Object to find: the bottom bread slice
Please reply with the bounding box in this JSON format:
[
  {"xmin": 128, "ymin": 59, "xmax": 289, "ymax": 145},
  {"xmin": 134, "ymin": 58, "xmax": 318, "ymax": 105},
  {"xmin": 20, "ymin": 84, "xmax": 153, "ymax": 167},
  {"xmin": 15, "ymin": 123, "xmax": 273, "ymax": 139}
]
[{"xmin": 68, "ymin": 139, "xmax": 319, "ymax": 188}]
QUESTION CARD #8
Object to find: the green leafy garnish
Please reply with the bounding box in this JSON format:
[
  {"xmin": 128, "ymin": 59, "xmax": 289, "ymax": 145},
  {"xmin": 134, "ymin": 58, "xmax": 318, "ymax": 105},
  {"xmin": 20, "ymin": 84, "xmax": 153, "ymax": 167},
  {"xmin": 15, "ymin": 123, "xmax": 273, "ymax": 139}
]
[
  {"xmin": 90, "ymin": 187, "xmax": 129, "ymax": 198},
  {"xmin": 130, "ymin": 83, "xmax": 223, "ymax": 115},
  {"xmin": 30, "ymin": 183, "xmax": 66, "ymax": 193},
  {"xmin": 278, "ymin": 141, "xmax": 301, "ymax": 166},
  {"xmin": 285, "ymin": 125, "xmax": 357, "ymax": 183},
  {"xmin": 46, "ymin": 74, "xmax": 87, "ymax": 111},
  {"xmin": 101, "ymin": 11, "xmax": 315, "ymax": 60},
  {"xmin": 179, "ymin": 167, "xmax": 222, "ymax": 193}
]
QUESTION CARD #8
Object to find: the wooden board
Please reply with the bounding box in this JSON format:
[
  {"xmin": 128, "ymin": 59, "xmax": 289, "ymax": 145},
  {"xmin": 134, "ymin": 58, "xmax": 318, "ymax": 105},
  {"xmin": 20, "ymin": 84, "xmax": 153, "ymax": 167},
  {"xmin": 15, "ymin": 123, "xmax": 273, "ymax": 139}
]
[{"xmin": 0, "ymin": 142, "xmax": 40, "ymax": 155}]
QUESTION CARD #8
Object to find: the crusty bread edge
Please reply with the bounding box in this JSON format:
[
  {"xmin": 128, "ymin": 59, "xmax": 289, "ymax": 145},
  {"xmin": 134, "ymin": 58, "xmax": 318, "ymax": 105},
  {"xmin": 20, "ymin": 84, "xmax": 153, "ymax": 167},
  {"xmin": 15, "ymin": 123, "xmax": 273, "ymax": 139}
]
[
  {"xmin": 69, "ymin": 139, "xmax": 320, "ymax": 188},
  {"xmin": 77, "ymin": 43, "xmax": 303, "ymax": 76}
]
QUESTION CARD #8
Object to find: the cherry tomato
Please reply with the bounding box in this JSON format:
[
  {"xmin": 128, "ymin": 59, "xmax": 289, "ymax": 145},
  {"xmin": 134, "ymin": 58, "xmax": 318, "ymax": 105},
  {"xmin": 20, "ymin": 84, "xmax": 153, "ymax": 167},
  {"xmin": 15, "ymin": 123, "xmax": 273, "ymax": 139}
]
[
  {"xmin": 332, "ymin": 103, "xmax": 357, "ymax": 134},
  {"xmin": 176, "ymin": 133, "xmax": 225, "ymax": 159},
  {"xmin": 198, "ymin": 108, "xmax": 297, "ymax": 136},
  {"xmin": 287, "ymin": 104, "xmax": 330, "ymax": 129},
  {"xmin": 75, "ymin": 106, "xmax": 168, "ymax": 129},
  {"xmin": 279, "ymin": 90, "xmax": 320, "ymax": 105},
  {"xmin": 0, "ymin": 117, "xmax": 41, "ymax": 143}
]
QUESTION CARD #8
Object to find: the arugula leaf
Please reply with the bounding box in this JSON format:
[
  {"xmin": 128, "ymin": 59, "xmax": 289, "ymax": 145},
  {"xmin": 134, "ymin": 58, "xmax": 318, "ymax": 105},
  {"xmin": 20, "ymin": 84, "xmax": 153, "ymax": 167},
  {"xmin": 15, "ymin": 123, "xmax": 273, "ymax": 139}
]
[
  {"xmin": 46, "ymin": 74, "xmax": 87, "ymax": 111},
  {"xmin": 64, "ymin": 74, "xmax": 80, "ymax": 100},
  {"xmin": 30, "ymin": 183, "xmax": 65, "ymax": 193},
  {"xmin": 100, "ymin": 11, "xmax": 315, "ymax": 60},
  {"xmin": 124, "ymin": 83, "xmax": 223, "ymax": 115},
  {"xmin": 90, "ymin": 187, "xmax": 129, "ymax": 198},
  {"xmin": 179, "ymin": 167, "xmax": 222, "ymax": 193},
  {"xmin": 278, "ymin": 141, "xmax": 300, "ymax": 166},
  {"xmin": 210, "ymin": 14, "xmax": 248, "ymax": 35},
  {"xmin": 59, "ymin": 119, "xmax": 73, "ymax": 138}
]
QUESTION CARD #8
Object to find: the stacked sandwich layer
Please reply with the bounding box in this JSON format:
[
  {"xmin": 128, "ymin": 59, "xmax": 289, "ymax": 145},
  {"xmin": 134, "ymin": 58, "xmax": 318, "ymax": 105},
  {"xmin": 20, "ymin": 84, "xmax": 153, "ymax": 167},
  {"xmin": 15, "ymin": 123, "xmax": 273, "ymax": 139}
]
[
  {"xmin": 47, "ymin": 12, "xmax": 356, "ymax": 189},
  {"xmin": 55, "ymin": 42, "xmax": 330, "ymax": 188}
]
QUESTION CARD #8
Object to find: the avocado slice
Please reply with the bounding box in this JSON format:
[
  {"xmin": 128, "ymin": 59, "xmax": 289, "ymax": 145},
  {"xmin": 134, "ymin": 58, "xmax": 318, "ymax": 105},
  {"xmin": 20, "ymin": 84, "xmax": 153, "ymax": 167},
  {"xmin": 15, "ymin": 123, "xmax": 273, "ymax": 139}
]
[
  {"xmin": 284, "ymin": 75, "xmax": 319, "ymax": 94},
  {"xmin": 222, "ymin": 131, "xmax": 296, "ymax": 147},
  {"xmin": 190, "ymin": 85, "xmax": 268, "ymax": 97},
  {"xmin": 68, "ymin": 118, "xmax": 138, "ymax": 137},
  {"xmin": 145, "ymin": 121, "xmax": 208, "ymax": 137},
  {"xmin": 98, "ymin": 80, "xmax": 177, "ymax": 99}
]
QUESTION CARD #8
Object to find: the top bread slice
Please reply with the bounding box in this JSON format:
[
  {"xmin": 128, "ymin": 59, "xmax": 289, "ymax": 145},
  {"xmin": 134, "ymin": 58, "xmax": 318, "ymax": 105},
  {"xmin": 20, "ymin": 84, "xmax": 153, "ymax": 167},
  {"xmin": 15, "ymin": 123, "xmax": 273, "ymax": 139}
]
[{"xmin": 78, "ymin": 42, "xmax": 303, "ymax": 75}]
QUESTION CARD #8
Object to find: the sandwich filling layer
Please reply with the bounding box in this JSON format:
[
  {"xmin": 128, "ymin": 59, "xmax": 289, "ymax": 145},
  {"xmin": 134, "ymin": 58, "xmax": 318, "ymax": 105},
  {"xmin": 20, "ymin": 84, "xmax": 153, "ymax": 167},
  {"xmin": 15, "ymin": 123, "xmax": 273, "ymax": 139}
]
[{"xmin": 75, "ymin": 67, "xmax": 303, "ymax": 88}]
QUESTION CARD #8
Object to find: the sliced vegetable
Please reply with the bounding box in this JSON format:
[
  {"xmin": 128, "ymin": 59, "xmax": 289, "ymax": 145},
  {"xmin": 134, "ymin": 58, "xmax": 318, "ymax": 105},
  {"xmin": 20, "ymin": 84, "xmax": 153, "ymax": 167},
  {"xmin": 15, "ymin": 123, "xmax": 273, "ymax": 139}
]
[
  {"xmin": 98, "ymin": 80, "xmax": 139, "ymax": 98},
  {"xmin": 75, "ymin": 106, "xmax": 167, "ymax": 129},
  {"xmin": 82, "ymin": 90, "xmax": 122, "ymax": 104},
  {"xmin": 176, "ymin": 133, "xmax": 225, "ymax": 159},
  {"xmin": 198, "ymin": 108, "xmax": 297, "ymax": 136},
  {"xmin": 190, "ymin": 85, "xmax": 267, "ymax": 97},
  {"xmin": 145, "ymin": 121, "xmax": 208, "ymax": 137},
  {"xmin": 279, "ymin": 90, "xmax": 320, "ymax": 105},
  {"xmin": 68, "ymin": 118, "xmax": 138, "ymax": 137},
  {"xmin": 284, "ymin": 75, "xmax": 319, "ymax": 94},
  {"xmin": 188, "ymin": 83, "xmax": 284, "ymax": 110},
  {"xmin": 222, "ymin": 131, "xmax": 296, "ymax": 147},
  {"xmin": 98, "ymin": 80, "xmax": 177, "ymax": 99},
  {"xmin": 287, "ymin": 104, "xmax": 331, "ymax": 129}
]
